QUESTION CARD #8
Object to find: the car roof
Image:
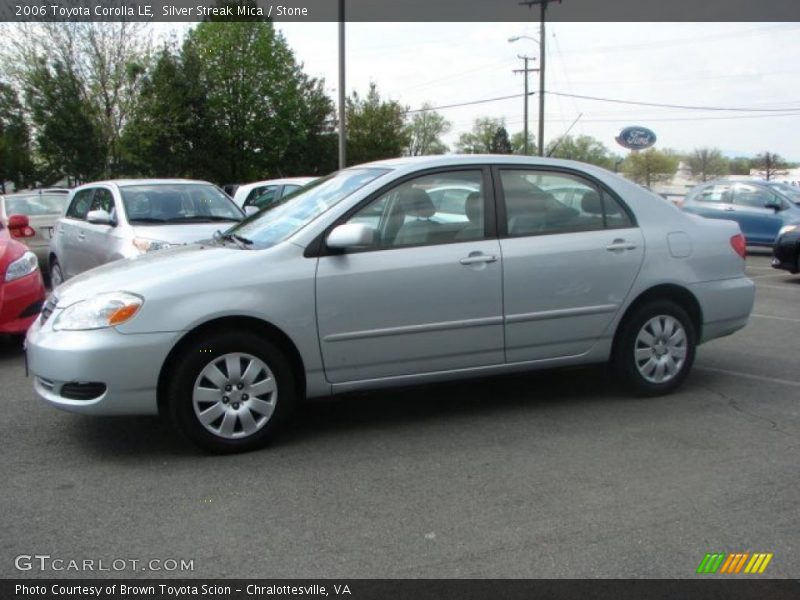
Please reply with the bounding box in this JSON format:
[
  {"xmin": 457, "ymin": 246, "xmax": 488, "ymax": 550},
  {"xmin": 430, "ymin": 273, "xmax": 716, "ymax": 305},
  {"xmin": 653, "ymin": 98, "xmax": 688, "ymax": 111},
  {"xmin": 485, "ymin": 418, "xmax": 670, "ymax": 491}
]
[
  {"xmin": 356, "ymin": 154, "xmax": 603, "ymax": 170},
  {"xmin": 76, "ymin": 179, "xmax": 214, "ymax": 188}
]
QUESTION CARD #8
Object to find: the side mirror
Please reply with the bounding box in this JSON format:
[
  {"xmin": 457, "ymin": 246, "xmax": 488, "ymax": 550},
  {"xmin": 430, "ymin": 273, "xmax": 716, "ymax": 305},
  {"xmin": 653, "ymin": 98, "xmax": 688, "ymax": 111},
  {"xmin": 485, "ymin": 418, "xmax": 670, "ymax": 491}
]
[
  {"xmin": 86, "ymin": 209, "xmax": 114, "ymax": 225},
  {"xmin": 326, "ymin": 223, "xmax": 375, "ymax": 249},
  {"xmin": 764, "ymin": 202, "xmax": 782, "ymax": 212},
  {"xmin": 244, "ymin": 205, "xmax": 259, "ymax": 217}
]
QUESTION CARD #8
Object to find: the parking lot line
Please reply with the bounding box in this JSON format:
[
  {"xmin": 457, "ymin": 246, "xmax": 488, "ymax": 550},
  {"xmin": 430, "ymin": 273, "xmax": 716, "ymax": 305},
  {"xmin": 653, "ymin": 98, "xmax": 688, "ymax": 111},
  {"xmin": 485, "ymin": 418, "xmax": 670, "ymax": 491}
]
[
  {"xmin": 751, "ymin": 313, "xmax": 800, "ymax": 323},
  {"xmin": 696, "ymin": 366, "xmax": 800, "ymax": 388}
]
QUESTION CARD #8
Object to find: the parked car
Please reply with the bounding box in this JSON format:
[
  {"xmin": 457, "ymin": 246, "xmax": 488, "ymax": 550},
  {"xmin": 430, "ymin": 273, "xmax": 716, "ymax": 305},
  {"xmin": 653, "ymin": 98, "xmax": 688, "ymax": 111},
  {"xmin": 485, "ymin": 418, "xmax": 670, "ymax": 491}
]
[
  {"xmin": 1, "ymin": 220, "xmax": 46, "ymax": 338},
  {"xmin": 681, "ymin": 179, "xmax": 800, "ymax": 246},
  {"xmin": 27, "ymin": 156, "xmax": 754, "ymax": 453},
  {"xmin": 771, "ymin": 224, "xmax": 800, "ymax": 273},
  {"xmin": 231, "ymin": 177, "xmax": 316, "ymax": 209},
  {"xmin": 48, "ymin": 179, "xmax": 245, "ymax": 285},
  {"xmin": 0, "ymin": 189, "xmax": 71, "ymax": 268},
  {"xmin": 764, "ymin": 181, "xmax": 800, "ymax": 205}
]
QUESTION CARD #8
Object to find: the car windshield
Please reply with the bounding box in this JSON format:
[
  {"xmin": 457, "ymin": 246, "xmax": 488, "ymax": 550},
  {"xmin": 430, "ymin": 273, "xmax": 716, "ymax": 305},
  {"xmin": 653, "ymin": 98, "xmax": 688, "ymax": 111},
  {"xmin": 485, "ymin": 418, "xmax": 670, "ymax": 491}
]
[
  {"xmin": 227, "ymin": 168, "xmax": 390, "ymax": 248},
  {"xmin": 766, "ymin": 183, "xmax": 800, "ymax": 204},
  {"xmin": 120, "ymin": 183, "xmax": 243, "ymax": 224},
  {"xmin": 4, "ymin": 193, "xmax": 70, "ymax": 216}
]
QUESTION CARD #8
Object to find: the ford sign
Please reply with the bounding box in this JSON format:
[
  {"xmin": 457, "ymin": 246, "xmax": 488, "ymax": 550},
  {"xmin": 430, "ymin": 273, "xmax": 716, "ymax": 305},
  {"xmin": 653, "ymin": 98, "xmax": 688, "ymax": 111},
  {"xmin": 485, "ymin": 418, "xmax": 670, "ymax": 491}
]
[{"xmin": 615, "ymin": 126, "xmax": 657, "ymax": 150}]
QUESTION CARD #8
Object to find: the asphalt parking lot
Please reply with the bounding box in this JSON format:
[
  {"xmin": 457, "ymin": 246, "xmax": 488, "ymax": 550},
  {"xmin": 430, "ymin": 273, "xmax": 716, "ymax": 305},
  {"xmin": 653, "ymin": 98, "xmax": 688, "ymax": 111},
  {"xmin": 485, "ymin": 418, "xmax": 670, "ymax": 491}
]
[{"xmin": 1, "ymin": 249, "xmax": 798, "ymax": 579}]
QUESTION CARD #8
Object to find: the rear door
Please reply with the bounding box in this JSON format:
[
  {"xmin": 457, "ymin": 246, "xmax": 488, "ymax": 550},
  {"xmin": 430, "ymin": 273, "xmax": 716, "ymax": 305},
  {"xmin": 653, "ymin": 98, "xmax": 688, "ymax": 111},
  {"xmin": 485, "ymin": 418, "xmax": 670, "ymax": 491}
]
[
  {"xmin": 496, "ymin": 167, "xmax": 644, "ymax": 362},
  {"xmin": 57, "ymin": 188, "xmax": 95, "ymax": 278},
  {"xmin": 683, "ymin": 182, "xmax": 736, "ymax": 221}
]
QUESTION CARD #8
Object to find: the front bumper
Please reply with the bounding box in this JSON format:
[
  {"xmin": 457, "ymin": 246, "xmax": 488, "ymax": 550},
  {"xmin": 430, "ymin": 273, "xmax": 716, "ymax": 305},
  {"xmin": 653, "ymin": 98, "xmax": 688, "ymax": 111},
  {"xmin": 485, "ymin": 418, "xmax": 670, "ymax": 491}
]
[
  {"xmin": 0, "ymin": 271, "xmax": 46, "ymax": 335},
  {"xmin": 772, "ymin": 231, "xmax": 799, "ymax": 273},
  {"xmin": 26, "ymin": 316, "xmax": 181, "ymax": 415}
]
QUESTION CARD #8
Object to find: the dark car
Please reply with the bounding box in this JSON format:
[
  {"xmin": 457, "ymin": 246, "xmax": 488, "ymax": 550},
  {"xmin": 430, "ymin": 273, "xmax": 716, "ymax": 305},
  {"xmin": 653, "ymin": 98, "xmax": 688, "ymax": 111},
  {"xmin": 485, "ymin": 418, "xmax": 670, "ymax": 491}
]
[
  {"xmin": 772, "ymin": 224, "xmax": 800, "ymax": 273},
  {"xmin": 682, "ymin": 179, "xmax": 800, "ymax": 246}
]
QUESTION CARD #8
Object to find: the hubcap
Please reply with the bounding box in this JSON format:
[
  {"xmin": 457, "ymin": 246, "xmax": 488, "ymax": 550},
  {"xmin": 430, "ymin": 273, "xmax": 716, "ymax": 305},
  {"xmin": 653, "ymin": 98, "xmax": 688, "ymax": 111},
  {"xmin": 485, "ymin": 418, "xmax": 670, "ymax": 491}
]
[
  {"xmin": 634, "ymin": 315, "xmax": 687, "ymax": 384},
  {"xmin": 192, "ymin": 352, "xmax": 277, "ymax": 440}
]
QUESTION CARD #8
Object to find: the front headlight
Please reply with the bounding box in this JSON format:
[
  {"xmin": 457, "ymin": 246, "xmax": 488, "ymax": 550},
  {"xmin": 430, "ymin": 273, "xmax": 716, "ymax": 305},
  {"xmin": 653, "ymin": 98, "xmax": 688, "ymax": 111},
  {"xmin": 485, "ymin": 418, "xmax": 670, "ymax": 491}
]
[
  {"xmin": 4, "ymin": 251, "xmax": 38, "ymax": 282},
  {"xmin": 778, "ymin": 224, "xmax": 798, "ymax": 237},
  {"xmin": 53, "ymin": 292, "xmax": 144, "ymax": 331},
  {"xmin": 132, "ymin": 237, "xmax": 174, "ymax": 253}
]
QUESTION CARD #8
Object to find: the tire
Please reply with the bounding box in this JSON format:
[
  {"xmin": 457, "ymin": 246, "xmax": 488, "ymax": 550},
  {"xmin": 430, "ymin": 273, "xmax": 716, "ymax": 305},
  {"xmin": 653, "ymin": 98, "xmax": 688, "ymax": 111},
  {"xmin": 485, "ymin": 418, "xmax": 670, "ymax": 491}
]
[
  {"xmin": 50, "ymin": 258, "xmax": 64, "ymax": 288},
  {"xmin": 167, "ymin": 330, "xmax": 296, "ymax": 453},
  {"xmin": 613, "ymin": 300, "xmax": 696, "ymax": 397}
]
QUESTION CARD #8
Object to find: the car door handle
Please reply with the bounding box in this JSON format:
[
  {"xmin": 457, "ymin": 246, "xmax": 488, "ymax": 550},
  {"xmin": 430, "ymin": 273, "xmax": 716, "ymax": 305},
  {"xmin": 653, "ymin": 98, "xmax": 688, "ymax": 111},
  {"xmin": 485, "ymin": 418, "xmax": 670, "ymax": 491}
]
[
  {"xmin": 606, "ymin": 239, "xmax": 637, "ymax": 252},
  {"xmin": 459, "ymin": 253, "xmax": 498, "ymax": 265},
  {"xmin": 724, "ymin": 206, "xmax": 736, "ymax": 211},
  {"xmin": 77, "ymin": 233, "xmax": 86, "ymax": 240}
]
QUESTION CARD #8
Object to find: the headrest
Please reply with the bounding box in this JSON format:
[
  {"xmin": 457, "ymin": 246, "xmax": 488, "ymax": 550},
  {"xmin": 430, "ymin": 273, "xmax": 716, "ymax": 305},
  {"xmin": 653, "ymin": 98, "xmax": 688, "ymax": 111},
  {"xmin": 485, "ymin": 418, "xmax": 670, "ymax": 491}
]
[
  {"xmin": 399, "ymin": 187, "xmax": 435, "ymax": 218},
  {"xmin": 465, "ymin": 192, "xmax": 483, "ymax": 223},
  {"xmin": 581, "ymin": 190, "xmax": 603, "ymax": 215}
]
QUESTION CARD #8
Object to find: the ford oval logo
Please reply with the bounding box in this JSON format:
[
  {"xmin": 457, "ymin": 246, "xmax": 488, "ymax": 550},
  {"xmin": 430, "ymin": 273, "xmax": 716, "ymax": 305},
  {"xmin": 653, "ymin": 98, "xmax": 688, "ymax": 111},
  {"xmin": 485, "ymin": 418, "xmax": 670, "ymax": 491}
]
[{"xmin": 616, "ymin": 126, "xmax": 657, "ymax": 150}]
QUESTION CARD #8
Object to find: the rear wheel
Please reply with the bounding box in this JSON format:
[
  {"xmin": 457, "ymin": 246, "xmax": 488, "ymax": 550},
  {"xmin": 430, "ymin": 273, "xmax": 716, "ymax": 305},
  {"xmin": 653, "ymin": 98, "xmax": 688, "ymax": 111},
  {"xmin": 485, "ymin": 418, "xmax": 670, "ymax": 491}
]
[
  {"xmin": 49, "ymin": 258, "xmax": 64, "ymax": 287},
  {"xmin": 167, "ymin": 330, "xmax": 296, "ymax": 453},
  {"xmin": 613, "ymin": 300, "xmax": 696, "ymax": 396}
]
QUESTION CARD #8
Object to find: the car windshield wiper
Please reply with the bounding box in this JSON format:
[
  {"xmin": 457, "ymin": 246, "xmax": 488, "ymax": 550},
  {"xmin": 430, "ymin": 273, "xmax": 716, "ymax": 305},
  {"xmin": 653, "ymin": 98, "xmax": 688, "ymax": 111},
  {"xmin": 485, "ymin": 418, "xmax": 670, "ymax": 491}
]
[
  {"xmin": 213, "ymin": 230, "xmax": 253, "ymax": 249},
  {"xmin": 163, "ymin": 216, "xmax": 242, "ymax": 223},
  {"xmin": 128, "ymin": 217, "xmax": 168, "ymax": 223}
]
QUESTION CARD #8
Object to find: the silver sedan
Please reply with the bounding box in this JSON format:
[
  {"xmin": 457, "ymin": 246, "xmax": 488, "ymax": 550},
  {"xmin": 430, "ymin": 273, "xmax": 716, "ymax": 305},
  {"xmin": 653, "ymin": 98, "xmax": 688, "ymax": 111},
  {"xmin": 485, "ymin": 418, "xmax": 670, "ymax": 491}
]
[{"xmin": 27, "ymin": 156, "xmax": 755, "ymax": 452}]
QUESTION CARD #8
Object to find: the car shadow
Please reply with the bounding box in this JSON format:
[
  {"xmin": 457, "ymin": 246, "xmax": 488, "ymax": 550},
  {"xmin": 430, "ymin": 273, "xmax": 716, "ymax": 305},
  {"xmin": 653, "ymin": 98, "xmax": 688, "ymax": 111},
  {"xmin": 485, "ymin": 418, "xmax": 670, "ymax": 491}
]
[{"xmin": 64, "ymin": 366, "xmax": 627, "ymax": 460}]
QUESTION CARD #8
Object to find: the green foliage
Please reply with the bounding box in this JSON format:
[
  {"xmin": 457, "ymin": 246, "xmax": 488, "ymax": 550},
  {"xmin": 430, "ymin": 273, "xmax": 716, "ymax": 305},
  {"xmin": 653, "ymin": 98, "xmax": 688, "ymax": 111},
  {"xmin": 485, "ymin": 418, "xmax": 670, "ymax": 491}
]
[
  {"xmin": 24, "ymin": 60, "xmax": 105, "ymax": 184},
  {"xmin": 545, "ymin": 134, "xmax": 618, "ymax": 169},
  {"xmin": 686, "ymin": 147, "xmax": 728, "ymax": 182},
  {"xmin": 456, "ymin": 117, "xmax": 506, "ymax": 154},
  {"xmin": 346, "ymin": 83, "xmax": 409, "ymax": 166},
  {"xmin": 728, "ymin": 156, "xmax": 752, "ymax": 176},
  {"xmin": 511, "ymin": 131, "xmax": 535, "ymax": 155},
  {"xmin": 490, "ymin": 127, "xmax": 513, "ymax": 154},
  {"xmin": 622, "ymin": 148, "xmax": 680, "ymax": 188},
  {"xmin": 404, "ymin": 103, "xmax": 450, "ymax": 156},
  {"xmin": 0, "ymin": 82, "xmax": 35, "ymax": 191}
]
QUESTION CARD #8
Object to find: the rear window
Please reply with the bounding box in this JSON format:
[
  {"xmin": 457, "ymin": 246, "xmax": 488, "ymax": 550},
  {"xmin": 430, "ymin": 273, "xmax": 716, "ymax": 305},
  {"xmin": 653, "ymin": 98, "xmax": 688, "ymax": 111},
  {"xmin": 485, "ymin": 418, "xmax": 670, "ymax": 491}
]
[{"xmin": 4, "ymin": 193, "xmax": 69, "ymax": 216}]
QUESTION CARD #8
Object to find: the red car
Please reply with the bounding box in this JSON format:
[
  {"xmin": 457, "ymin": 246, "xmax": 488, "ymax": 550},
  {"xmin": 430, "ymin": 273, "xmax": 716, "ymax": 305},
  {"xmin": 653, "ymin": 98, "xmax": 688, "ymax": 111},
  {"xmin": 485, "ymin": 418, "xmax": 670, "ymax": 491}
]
[{"xmin": 0, "ymin": 216, "xmax": 46, "ymax": 337}]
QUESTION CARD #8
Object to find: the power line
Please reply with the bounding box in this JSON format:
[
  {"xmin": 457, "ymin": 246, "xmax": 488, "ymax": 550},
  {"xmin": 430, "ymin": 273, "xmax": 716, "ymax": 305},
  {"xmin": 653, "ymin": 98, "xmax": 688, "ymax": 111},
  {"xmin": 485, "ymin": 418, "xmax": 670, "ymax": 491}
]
[{"xmin": 404, "ymin": 93, "xmax": 532, "ymax": 114}]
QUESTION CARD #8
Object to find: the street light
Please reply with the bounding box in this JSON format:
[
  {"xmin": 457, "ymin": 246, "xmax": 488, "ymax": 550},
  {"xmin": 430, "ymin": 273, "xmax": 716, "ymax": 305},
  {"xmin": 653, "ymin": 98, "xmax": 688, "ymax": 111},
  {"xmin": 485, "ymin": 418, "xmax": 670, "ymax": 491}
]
[{"xmin": 509, "ymin": 35, "xmax": 539, "ymax": 156}]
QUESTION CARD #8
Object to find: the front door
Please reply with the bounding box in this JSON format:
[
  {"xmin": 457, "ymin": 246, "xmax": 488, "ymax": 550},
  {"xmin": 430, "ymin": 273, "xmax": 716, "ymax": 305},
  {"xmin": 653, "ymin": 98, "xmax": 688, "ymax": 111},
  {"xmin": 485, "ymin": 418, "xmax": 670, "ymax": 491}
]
[{"xmin": 315, "ymin": 168, "xmax": 504, "ymax": 383}]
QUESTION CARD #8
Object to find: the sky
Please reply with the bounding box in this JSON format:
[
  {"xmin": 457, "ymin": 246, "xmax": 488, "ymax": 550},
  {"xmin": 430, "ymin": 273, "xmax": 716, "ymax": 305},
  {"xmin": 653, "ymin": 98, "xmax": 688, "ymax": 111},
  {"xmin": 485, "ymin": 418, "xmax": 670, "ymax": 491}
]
[{"xmin": 257, "ymin": 21, "xmax": 800, "ymax": 160}]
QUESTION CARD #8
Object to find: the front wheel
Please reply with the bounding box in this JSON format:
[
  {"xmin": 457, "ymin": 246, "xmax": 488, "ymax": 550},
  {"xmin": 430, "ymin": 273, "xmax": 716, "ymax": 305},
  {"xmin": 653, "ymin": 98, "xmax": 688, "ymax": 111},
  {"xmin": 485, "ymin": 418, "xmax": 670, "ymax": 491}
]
[
  {"xmin": 167, "ymin": 330, "xmax": 296, "ymax": 453},
  {"xmin": 613, "ymin": 300, "xmax": 696, "ymax": 397}
]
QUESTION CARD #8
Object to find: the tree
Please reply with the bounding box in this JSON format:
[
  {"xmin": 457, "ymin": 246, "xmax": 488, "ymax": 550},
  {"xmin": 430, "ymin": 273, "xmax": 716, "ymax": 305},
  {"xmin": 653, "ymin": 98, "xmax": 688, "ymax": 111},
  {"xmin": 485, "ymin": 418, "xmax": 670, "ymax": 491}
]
[
  {"xmin": 404, "ymin": 103, "xmax": 450, "ymax": 156},
  {"xmin": 0, "ymin": 82, "xmax": 35, "ymax": 192},
  {"xmin": 346, "ymin": 83, "xmax": 409, "ymax": 166},
  {"xmin": 456, "ymin": 117, "xmax": 505, "ymax": 154},
  {"xmin": 2, "ymin": 23, "xmax": 150, "ymax": 177},
  {"xmin": 545, "ymin": 134, "xmax": 618, "ymax": 169},
  {"xmin": 686, "ymin": 147, "xmax": 728, "ymax": 182},
  {"xmin": 490, "ymin": 126, "xmax": 513, "ymax": 154},
  {"xmin": 175, "ymin": 20, "xmax": 336, "ymax": 182},
  {"xmin": 752, "ymin": 152, "xmax": 788, "ymax": 181},
  {"xmin": 622, "ymin": 148, "xmax": 679, "ymax": 188},
  {"xmin": 511, "ymin": 131, "xmax": 535, "ymax": 155},
  {"xmin": 728, "ymin": 156, "xmax": 752, "ymax": 176},
  {"xmin": 24, "ymin": 59, "xmax": 105, "ymax": 184}
]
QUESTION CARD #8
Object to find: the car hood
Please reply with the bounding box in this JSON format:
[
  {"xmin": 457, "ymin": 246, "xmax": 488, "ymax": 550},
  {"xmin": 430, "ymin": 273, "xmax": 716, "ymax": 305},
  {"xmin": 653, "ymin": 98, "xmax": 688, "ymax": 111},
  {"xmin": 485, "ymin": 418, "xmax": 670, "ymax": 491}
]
[
  {"xmin": 131, "ymin": 222, "xmax": 239, "ymax": 244},
  {"xmin": 52, "ymin": 243, "xmax": 242, "ymax": 307}
]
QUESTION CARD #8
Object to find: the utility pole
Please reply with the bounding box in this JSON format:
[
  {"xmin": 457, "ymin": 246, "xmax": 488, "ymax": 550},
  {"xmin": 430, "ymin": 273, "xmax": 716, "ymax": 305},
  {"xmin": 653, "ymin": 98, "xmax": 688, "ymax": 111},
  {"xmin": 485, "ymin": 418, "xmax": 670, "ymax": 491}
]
[
  {"xmin": 519, "ymin": 0, "xmax": 561, "ymax": 156},
  {"xmin": 512, "ymin": 55, "xmax": 538, "ymax": 155},
  {"xmin": 338, "ymin": 0, "xmax": 346, "ymax": 169}
]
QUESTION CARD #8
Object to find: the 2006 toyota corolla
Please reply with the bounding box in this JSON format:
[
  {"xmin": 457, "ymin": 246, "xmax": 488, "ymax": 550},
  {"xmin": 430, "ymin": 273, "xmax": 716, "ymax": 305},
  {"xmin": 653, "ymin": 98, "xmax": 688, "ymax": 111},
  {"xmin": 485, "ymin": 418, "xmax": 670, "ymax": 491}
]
[{"xmin": 26, "ymin": 156, "xmax": 755, "ymax": 452}]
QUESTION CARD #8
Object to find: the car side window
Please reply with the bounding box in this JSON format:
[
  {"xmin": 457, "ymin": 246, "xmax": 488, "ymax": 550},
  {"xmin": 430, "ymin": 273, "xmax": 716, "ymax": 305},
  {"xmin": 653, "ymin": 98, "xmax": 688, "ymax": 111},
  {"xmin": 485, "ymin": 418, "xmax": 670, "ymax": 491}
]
[
  {"xmin": 90, "ymin": 188, "xmax": 115, "ymax": 214},
  {"xmin": 66, "ymin": 189, "xmax": 95, "ymax": 220},
  {"xmin": 696, "ymin": 183, "xmax": 733, "ymax": 204},
  {"xmin": 734, "ymin": 185, "xmax": 781, "ymax": 209},
  {"xmin": 500, "ymin": 170, "xmax": 631, "ymax": 236},
  {"xmin": 244, "ymin": 185, "xmax": 278, "ymax": 208},
  {"xmin": 345, "ymin": 170, "xmax": 486, "ymax": 250}
]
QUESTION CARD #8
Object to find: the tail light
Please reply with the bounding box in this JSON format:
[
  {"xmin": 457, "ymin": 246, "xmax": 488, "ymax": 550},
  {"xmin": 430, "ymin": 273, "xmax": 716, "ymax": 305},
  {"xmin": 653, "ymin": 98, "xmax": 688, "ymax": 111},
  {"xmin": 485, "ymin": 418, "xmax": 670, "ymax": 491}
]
[
  {"xmin": 730, "ymin": 233, "xmax": 746, "ymax": 259},
  {"xmin": 7, "ymin": 214, "xmax": 35, "ymax": 238}
]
